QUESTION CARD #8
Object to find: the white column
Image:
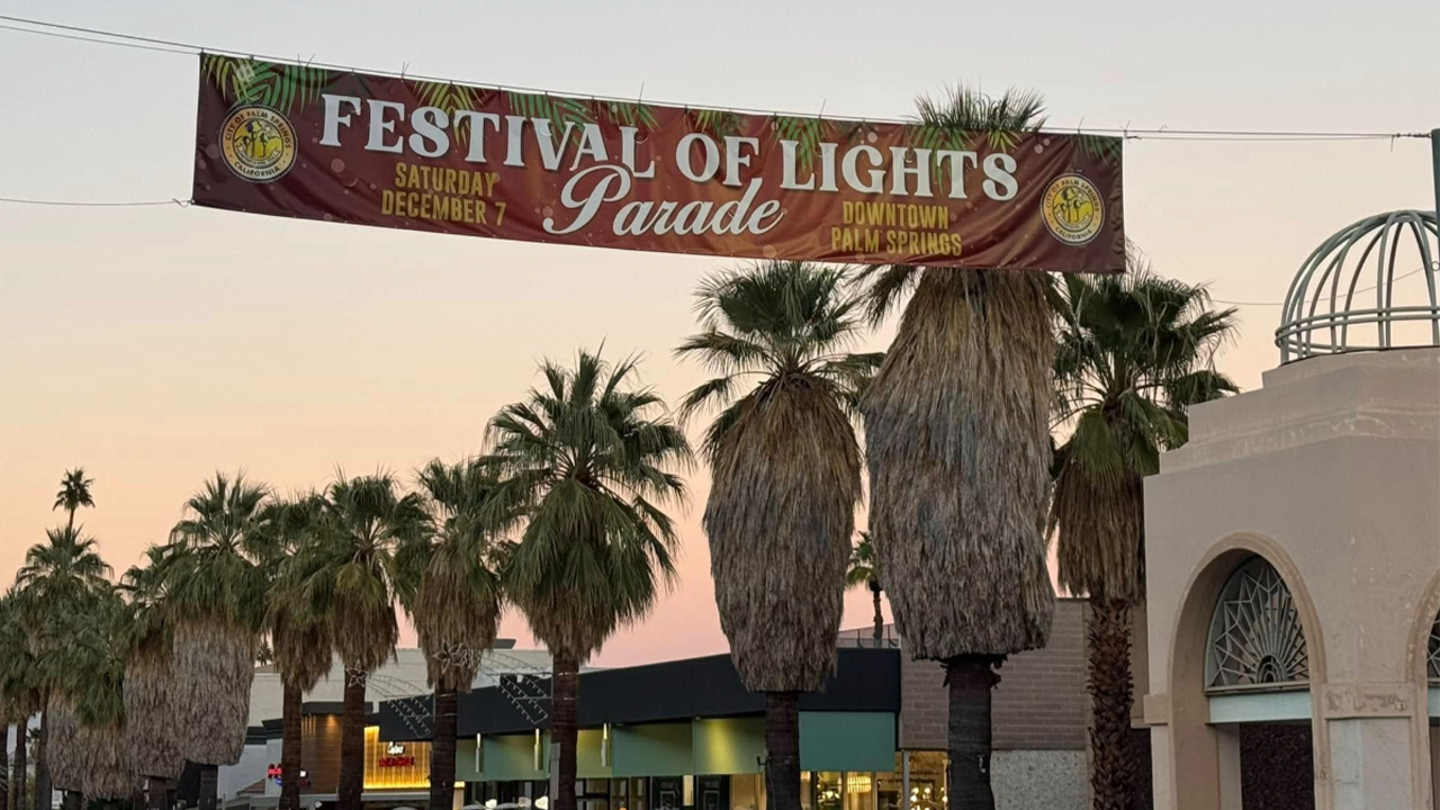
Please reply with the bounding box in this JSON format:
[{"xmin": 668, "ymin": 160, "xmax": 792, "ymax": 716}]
[
  {"xmin": 1329, "ymin": 718, "xmax": 1415, "ymax": 810},
  {"xmin": 1215, "ymin": 724, "xmax": 1242, "ymax": 810}
]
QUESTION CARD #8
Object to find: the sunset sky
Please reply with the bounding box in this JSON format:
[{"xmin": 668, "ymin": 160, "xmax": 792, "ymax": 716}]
[{"xmin": 0, "ymin": 0, "xmax": 1434, "ymax": 667}]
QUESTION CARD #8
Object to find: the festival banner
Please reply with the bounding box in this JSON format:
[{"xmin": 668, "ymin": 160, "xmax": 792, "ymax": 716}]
[{"xmin": 192, "ymin": 54, "xmax": 1124, "ymax": 272}]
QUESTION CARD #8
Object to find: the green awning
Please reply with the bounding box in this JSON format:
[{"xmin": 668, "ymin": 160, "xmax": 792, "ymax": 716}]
[
  {"xmin": 611, "ymin": 722, "xmax": 693, "ymax": 777},
  {"xmin": 692, "ymin": 718, "xmax": 764, "ymax": 775},
  {"xmin": 577, "ymin": 728, "xmax": 612, "ymax": 778},
  {"xmin": 799, "ymin": 712, "xmax": 895, "ymax": 772},
  {"xmin": 480, "ymin": 731, "xmax": 550, "ymax": 782}
]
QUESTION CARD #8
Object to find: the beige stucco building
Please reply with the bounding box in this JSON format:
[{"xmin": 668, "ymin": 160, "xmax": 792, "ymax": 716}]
[{"xmin": 1142, "ymin": 210, "xmax": 1440, "ymax": 809}]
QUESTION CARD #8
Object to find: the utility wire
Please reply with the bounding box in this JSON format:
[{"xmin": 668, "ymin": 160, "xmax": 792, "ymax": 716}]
[
  {"xmin": 0, "ymin": 14, "xmax": 1431, "ymax": 143},
  {"xmin": 1211, "ymin": 264, "xmax": 1435, "ymax": 307},
  {"xmin": 0, "ymin": 196, "xmax": 189, "ymax": 208}
]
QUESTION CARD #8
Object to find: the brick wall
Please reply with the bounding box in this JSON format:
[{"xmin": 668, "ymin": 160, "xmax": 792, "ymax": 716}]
[{"xmin": 898, "ymin": 598, "xmax": 1089, "ymax": 751}]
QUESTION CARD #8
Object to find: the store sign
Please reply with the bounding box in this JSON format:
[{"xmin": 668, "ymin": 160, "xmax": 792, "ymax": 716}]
[
  {"xmin": 266, "ymin": 765, "xmax": 309, "ymax": 786},
  {"xmin": 378, "ymin": 755, "xmax": 416, "ymax": 768},
  {"xmin": 192, "ymin": 54, "xmax": 1124, "ymax": 272}
]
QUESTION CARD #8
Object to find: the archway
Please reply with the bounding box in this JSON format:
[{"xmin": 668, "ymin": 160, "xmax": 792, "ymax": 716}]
[{"xmin": 1164, "ymin": 534, "xmax": 1330, "ymax": 810}]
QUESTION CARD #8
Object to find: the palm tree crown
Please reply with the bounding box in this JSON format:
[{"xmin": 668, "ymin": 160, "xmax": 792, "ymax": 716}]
[
  {"xmin": 677, "ymin": 260, "xmax": 883, "ymax": 459},
  {"xmin": 166, "ymin": 472, "xmax": 271, "ymax": 631},
  {"xmin": 16, "ymin": 526, "xmax": 112, "ymax": 611},
  {"xmin": 53, "ymin": 468, "xmax": 95, "ymax": 533},
  {"xmin": 484, "ymin": 349, "xmax": 691, "ymax": 663},
  {"xmin": 400, "ymin": 458, "xmax": 511, "ymax": 690},
  {"xmin": 298, "ymin": 473, "xmax": 428, "ymax": 673},
  {"xmin": 1050, "ymin": 264, "xmax": 1239, "ymax": 601},
  {"xmin": 677, "ymin": 260, "xmax": 876, "ymax": 694}
]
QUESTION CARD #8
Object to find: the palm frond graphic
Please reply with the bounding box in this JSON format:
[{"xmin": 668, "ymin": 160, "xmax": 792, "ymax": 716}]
[
  {"xmin": 602, "ymin": 101, "xmax": 658, "ymax": 131},
  {"xmin": 414, "ymin": 80, "xmax": 487, "ymax": 145},
  {"xmin": 202, "ymin": 54, "xmax": 331, "ymax": 115},
  {"xmin": 691, "ymin": 109, "xmax": 743, "ymax": 140},
  {"xmin": 506, "ymin": 92, "xmax": 594, "ymax": 145},
  {"xmin": 770, "ymin": 115, "xmax": 828, "ymax": 174},
  {"xmin": 1078, "ymin": 133, "xmax": 1123, "ymax": 165}
]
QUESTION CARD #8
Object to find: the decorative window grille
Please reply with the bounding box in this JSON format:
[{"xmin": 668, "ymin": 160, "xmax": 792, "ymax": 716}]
[{"xmin": 1205, "ymin": 556, "xmax": 1309, "ymax": 693}]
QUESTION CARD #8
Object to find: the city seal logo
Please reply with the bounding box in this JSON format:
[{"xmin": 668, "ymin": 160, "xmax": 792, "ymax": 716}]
[
  {"xmin": 220, "ymin": 106, "xmax": 296, "ymax": 183},
  {"xmin": 1041, "ymin": 174, "xmax": 1104, "ymax": 246}
]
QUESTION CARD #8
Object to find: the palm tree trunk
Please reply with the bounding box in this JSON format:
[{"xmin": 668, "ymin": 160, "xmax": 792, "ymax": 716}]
[
  {"xmin": 0, "ymin": 723, "xmax": 10, "ymax": 810},
  {"xmin": 280, "ymin": 681, "xmax": 303, "ymax": 810},
  {"xmin": 12, "ymin": 722, "xmax": 27, "ymax": 810},
  {"xmin": 1088, "ymin": 599, "xmax": 1135, "ymax": 810},
  {"xmin": 763, "ymin": 691, "xmax": 800, "ymax": 810},
  {"xmin": 146, "ymin": 778, "xmax": 168, "ymax": 810},
  {"xmin": 197, "ymin": 764, "xmax": 219, "ymax": 810},
  {"xmin": 338, "ymin": 668, "xmax": 366, "ymax": 810},
  {"xmin": 552, "ymin": 655, "xmax": 579, "ymax": 810},
  {"xmin": 32, "ymin": 709, "xmax": 47, "ymax": 810},
  {"xmin": 870, "ymin": 581, "xmax": 884, "ymax": 642},
  {"xmin": 943, "ymin": 655, "xmax": 1003, "ymax": 810},
  {"xmin": 427, "ymin": 686, "xmax": 458, "ymax": 810}
]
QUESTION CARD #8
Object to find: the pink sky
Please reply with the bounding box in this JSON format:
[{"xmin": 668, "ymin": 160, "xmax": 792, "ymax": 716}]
[{"xmin": 0, "ymin": 0, "xmax": 1434, "ymax": 667}]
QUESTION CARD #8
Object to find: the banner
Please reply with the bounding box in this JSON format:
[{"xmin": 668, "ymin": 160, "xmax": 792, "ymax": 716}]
[{"xmin": 192, "ymin": 54, "xmax": 1124, "ymax": 272}]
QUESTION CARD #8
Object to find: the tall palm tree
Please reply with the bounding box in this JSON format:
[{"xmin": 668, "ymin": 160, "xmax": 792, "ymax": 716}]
[
  {"xmin": 119, "ymin": 545, "xmax": 185, "ymax": 810},
  {"xmin": 297, "ymin": 473, "xmax": 429, "ymax": 810},
  {"xmin": 483, "ymin": 350, "xmax": 690, "ymax": 810},
  {"xmin": 15, "ymin": 524, "xmax": 112, "ymax": 810},
  {"xmin": 675, "ymin": 261, "xmax": 877, "ymax": 810},
  {"xmin": 859, "ymin": 86, "xmax": 1057, "ymax": 810},
  {"xmin": 1049, "ymin": 265, "xmax": 1237, "ymax": 810},
  {"xmin": 259, "ymin": 495, "xmax": 334, "ymax": 810},
  {"xmin": 165, "ymin": 472, "xmax": 271, "ymax": 810},
  {"xmin": 399, "ymin": 459, "xmax": 511, "ymax": 810},
  {"xmin": 845, "ymin": 533, "xmax": 884, "ymax": 642},
  {"xmin": 52, "ymin": 469, "xmax": 95, "ymax": 535}
]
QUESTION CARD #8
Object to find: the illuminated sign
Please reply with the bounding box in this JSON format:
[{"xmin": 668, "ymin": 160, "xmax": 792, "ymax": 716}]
[{"xmin": 378, "ymin": 755, "xmax": 416, "ymax": 768}]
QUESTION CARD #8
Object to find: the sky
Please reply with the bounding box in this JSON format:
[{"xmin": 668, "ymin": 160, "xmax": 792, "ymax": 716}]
[{"xmin": 0, "ymin": 0, "xmax": 1436, "ymax": 667}]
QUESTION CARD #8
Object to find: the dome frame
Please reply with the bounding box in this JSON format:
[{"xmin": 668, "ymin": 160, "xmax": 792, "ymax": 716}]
[{"xmin": 1276, "ymin": 210, "xmax": 1440, "ymax": 363}]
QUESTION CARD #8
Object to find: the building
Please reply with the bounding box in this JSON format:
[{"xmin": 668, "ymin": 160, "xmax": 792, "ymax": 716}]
[
  {"xmin": 1142, "ymin": 210, "xmax": 1440, "ymax": 809},
  {"xmin": 219, "ymin": 642, "xmax": 554, "ymax": 803},
  {"xmin": 225, "ymin": 600, "xmax": 1091, "ymax": 810}
]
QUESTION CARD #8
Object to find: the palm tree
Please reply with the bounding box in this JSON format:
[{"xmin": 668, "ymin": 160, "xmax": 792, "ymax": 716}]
[
  {"xmin": 297, "ymin": 473, "xmax": 429, "ymax": 810},
  {"xmin": 675, "ymin": 261, "xmax": 877, "ymax": 810},
  {"xmin": 845, "ymin": 533, "xmax": 884, "ymax": 642},
  {"xmin": 858, "ymin": 86, "xmax": 1057, "ymax": 810},
  {"xmin": 0, "ymin": 593, "xmax": 39, "ymax": 810},
  {"xmin": 259, "ymin": 495, "xmax": 334, "ymax": 810},
  {"xmin": 165, "ymin": 472, "xmax": 271, "ymax": 810},
  {"xmin": 43, "ymin": 587, "xmax": 133, "ymax": 810},
  {"xmin": 483, "ymin": 350, "xmax": 690, "ymax": 810},
  {"xmin": 52, "ymin": 469, "xmax": 95, "ymax": 535},
  {"xmin": 399, "ymin": 459, "xmax": 511, "ymax": 810},
  {"xmin": 119, "ymin": 545, "xmax": 185, "ymax": 810},
  {"xmin": 1049, "ymin": 264, "xmax": 1237, "ymax": 810},
  {"xmin": 0, "ymin": 592, "xmax": 40, "ymax": 810},
  {"xmin": 15, "ymin": 524, "xmax": 112, "ymax": 810}
]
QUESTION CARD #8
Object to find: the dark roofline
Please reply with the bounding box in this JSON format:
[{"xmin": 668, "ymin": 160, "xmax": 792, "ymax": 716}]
[{"xmin": 376, "ymin": 647, "xmax": 900, "ymax": 741}]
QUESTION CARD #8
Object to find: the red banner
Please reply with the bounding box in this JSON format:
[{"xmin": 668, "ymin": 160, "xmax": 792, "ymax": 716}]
[{"xmin": 192, "ymin": 55, "xmax": 1123, "ymax": 272}]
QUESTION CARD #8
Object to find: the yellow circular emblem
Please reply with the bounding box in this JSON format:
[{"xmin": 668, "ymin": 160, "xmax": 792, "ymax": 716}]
[
  {"xmin": 220, "ymin": 106, "xmax": 296, "ymax": 183},
  {"xmin": 1041, "ymin": 174, "xmax": 1104, "ymax": 246}
]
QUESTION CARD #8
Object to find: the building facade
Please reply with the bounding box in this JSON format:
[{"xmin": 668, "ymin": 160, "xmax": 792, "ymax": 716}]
[
  {"xmin": 225, "ymin": 601, "xmax": 1091, "ymax": 810},
  {"xmin": 1143, "ymin": 349, "xmax": 1440, "ymax": 809}
]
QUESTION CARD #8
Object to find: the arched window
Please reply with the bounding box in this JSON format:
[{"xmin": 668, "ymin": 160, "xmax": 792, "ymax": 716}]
[
  {"xmin": 1205, "ymin": 556, "xmax": 1309, "ymax": 693},
  {"xmin": 1428, "ymin": 611, "xmax": 1440, "ymax": 684}
]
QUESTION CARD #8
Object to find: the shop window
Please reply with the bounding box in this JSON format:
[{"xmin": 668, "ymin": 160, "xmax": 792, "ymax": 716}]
[
  {"xmin": 906, "ymin": 752, "xmax": 947, "ymax": 810},
  {"xmin": 730, "ymin": 774, "xmax": 764, "ymax": 810}
]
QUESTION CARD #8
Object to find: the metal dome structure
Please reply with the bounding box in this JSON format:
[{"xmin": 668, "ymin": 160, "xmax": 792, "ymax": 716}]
[{"xmin": 1276, "ymin": 210, "xmax": 1440, "ymax": 363}]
